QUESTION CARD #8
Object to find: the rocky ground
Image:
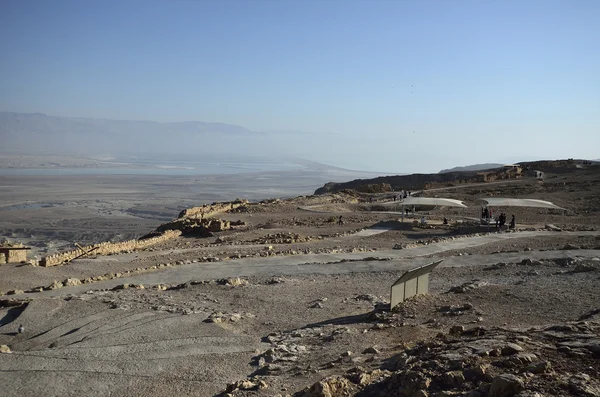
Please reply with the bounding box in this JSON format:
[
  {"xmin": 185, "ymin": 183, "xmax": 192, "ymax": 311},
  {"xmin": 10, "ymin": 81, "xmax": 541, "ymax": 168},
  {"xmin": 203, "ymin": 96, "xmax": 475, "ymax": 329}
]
[{"xmin": 0, "ymin": 163, "xmax": 599, "ymax": 396}]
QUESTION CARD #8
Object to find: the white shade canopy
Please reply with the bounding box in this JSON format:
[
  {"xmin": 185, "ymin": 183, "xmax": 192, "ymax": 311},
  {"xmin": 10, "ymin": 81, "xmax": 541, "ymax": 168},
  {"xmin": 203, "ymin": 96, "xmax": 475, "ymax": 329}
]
[
  {"xmin": 478, "ymin": 198, "xmax": 565, "ymax": 210},
  {"xmin": 399, "ymin": 197, "xmax": 468, "ymax": 208}
]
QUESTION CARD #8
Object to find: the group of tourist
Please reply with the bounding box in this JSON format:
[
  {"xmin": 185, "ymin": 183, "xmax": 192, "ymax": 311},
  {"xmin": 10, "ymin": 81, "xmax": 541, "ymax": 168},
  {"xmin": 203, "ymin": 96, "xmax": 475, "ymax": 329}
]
[
  {"xmin": 482, "ymin": 206, "xmax": 516, "ymax": 229},
  {"xmin": 393, "ymin": 190, "xmax": 411, "ymax": 201},
  {"xmin": 495, "ymin": 212, "xmax": 516, "ymax": 230}
]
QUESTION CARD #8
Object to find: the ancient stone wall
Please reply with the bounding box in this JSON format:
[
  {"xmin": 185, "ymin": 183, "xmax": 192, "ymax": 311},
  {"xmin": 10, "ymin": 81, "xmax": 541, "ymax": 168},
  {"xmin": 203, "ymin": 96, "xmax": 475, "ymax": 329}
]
[
  {"xmin": 41, "ymin": 230, "xmax": 181, "ymax": 267},
  {"xmin": 156, "ymin": 217, "xmax": 231, "ymax": 235},
  {"xmin": 7, "ymin": 250, "xmax": 27, "ymax": 263},
  {"xmin": 0, "ymin": 249, "xmax": 27, "ymax": 264},
  {"xmin": 178, "ymin": 199, "xmax": 247, "ymax": 219}
]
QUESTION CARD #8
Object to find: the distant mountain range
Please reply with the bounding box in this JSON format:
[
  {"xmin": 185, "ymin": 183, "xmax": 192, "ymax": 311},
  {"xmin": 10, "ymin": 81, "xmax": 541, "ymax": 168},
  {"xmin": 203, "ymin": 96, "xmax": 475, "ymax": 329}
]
[
  {"xmin": 438, "ymin": 163, "xmax": 504, "ymax": 173},
  {"xmin": 0, "ymin": 112, "xmax": 286, "ymax": 155},
  {"xmin": 0, "ymin": 111, "xmax": 256, "ymax": 137}
]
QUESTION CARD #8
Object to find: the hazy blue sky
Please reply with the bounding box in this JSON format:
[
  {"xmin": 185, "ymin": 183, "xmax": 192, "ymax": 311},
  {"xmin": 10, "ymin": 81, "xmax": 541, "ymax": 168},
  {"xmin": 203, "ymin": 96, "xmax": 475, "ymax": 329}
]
[{"xmin": 1, "ymin": 0, "xmax": 599, "ymax": 172}]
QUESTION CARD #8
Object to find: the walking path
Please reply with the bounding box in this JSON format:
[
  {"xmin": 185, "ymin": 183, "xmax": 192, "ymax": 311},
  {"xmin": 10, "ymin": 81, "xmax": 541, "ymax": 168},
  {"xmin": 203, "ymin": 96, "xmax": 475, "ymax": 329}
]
[{"xmin": 20, "ymin": 230, "xmax": 600, "ymax": 299}]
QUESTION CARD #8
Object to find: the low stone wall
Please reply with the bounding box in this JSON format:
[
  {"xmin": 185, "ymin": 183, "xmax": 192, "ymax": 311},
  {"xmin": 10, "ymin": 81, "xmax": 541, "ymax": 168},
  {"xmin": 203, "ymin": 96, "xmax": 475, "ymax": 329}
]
[
  {"xmin": 41, "ymin": 230, "xmax": 182, "ymax": 267},
  {"xmin": 178, "ymin": 199, "xmax": 247, "ymax": 219}
]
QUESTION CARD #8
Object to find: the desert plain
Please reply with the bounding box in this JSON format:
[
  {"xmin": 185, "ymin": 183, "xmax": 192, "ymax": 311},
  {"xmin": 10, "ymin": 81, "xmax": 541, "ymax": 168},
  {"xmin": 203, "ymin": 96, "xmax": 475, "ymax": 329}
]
[{"xmin": 0, "ymin": 160, "xmax": 599, "ymax": 397}]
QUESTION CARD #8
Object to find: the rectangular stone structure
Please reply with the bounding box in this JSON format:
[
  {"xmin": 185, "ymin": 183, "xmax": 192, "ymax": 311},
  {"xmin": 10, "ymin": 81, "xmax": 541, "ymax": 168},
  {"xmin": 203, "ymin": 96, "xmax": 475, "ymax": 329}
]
[
  {"xmin": 0, "ymin": 247, "xmax": 30, "ymax": 264},
  {"xmin": 390, "ymin": 260, "xmax": 442, "ymax": 309}
]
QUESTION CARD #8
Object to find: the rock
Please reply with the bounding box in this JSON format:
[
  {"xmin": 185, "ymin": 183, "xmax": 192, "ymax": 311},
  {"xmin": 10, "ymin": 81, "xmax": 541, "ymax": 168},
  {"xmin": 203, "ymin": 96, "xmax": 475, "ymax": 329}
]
[
  {"xmin": 6, "ymin": 290, "xmax": 24, "ymax": 295},
  {"xmin": 223, "ymin": 278, "xmax": 249, "ymax": 286},
  {"xmin": 311, "ymin": 302, "xmax": 324, "ymax": 309},
  {"xmin": 568, "ymin": 374, "xmax": 600, "ymax": 396},
  {"xmin": 501, "ymin": 343, "xmax": 524, "ymax": 356},
  {"xmin": 508, "ymin": 353, "xmax": 538, "ymax": 366},
  {"xmin": 525, "ymin": 361, "xmax": 551, "ymax": 374},
  {"xmin": 579, "ymin": 308, "xmax": 600, "ymax": 321},
  {"xmin": 464, "ymin": 364, "xmax": 488, "ymax": 381},
  {"xmin": 62, "ymin": 277, "xmax": 81, "ymax": 287},
  {"xmin": 450, "ymin": 325, "xmax": 465, "ymax": 335},
  {"xmin": 257, "ymin": 380, "xmax": 268, "ymax": 390},
  {"xmin": 0, "ymin": 345, "xmax": 11, "ymax": 353},
  {"xmin": 362, "ymin": 346, "xmax": 380, "ymax": 354},
  {"xmin": 302, "ymin": 375, "xmax": 355, "ymax": 397},
  {"xmin": 449, "ymin": 280, "xmax": 488, "ymax": 293},
  {"xmin": 226, "ymin": 379, "xmax": 257, "ymax": 392},
  {"xmin": 563, "ymin": 243, "xmax": 580, "ymax": 250},
  {"xmin": 489, "ymin": 374, "xmax": 524, "ymax": 397},
  {"xmin": 49, "ymin": 280, "xmax": 63, "ymax": 290},
  {"xmin": 443, "ymin": 370, "xmax": 466, "ymax": 387},
  {"xmin": 573, "ymin": 263, "xmax": 596, "ymax": 273}
]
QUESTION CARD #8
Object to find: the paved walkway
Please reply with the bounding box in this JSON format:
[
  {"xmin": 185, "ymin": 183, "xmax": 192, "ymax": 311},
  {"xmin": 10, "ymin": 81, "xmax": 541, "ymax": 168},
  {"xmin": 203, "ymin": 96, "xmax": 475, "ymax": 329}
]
[{"xmin": 21, "ymin": 230, "xmax": 599, "ymax": 299}]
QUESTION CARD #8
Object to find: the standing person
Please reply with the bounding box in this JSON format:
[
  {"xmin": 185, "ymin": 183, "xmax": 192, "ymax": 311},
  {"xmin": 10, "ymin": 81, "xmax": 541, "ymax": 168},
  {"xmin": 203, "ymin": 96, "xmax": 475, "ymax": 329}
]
[
  {"xmin": 338, "ymin": 215, "xmax": 343, "ymax": 226},
  {"xmin": 509, "ymin": 215, "xmax": 515, "ymax": 229}
]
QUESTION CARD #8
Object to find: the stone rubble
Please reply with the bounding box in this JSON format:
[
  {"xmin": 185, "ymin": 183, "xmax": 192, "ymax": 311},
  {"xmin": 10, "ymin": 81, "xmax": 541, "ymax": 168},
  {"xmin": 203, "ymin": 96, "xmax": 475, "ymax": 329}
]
[{"xmin": 298, "ymin": 319, "xmax": 600, "ymax": 397}]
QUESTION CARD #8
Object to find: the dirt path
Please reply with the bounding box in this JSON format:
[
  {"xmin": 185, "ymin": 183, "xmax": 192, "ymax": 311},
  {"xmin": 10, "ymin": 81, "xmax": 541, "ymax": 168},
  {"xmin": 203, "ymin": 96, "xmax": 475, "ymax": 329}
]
[{"xmin": 19, "ymin": 230, "xmax": 600, "ymax": 298}]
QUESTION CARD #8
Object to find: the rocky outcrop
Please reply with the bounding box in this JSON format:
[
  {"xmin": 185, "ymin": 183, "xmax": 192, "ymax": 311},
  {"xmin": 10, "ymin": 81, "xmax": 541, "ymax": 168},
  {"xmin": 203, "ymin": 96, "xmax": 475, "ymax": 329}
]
[
  {"xmin": 299, "ymin": 319, "xmax": 600, "ymax": 397},
  {"xmin": 314, "ymin": 170, "xmax": 517, "ymax": 195}
]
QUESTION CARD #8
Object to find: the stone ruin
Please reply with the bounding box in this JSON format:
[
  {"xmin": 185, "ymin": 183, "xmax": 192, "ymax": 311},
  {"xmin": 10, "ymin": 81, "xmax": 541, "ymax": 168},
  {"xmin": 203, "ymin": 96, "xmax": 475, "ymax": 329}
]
[
  {"xmin": 0, "ymin": 242, "xmax": 29, "ymax": 264},
  {"xmin": 39, "ymin": 199, "xmax": 248, "ymax": 267}
]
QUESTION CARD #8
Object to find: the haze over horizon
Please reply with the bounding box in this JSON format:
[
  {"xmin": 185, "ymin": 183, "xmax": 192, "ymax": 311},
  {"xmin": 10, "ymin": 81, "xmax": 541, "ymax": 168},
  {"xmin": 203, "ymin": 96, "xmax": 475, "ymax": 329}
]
[{"xmin": 1, "ymin": 0, "xmax": 599, "ymax": 173}]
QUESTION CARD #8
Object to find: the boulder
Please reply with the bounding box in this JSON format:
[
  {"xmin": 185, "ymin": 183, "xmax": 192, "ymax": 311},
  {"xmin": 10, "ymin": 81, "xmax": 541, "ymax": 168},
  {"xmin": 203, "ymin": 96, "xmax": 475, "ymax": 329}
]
[
  {"xmin": 225, "ymin": 379, "xmax": 257, "ymax": 392},
  {"xmin": 222, "ymin": 278, "xmax": 249, "ymax": 286},
  {"xmin": 573, "ymin": 263, "xmax": 596, "ymax": 273},
  {"xmin": 302, "ymin": 375, "xmax": 356, "ymax": 397},
  {"xmin": 501, "ymin": 343, "xmax": 524, "ymax": 356},
  {"xmin": 49, "ymin": 280, "xmax": 63, "ymax": 290},
  {"xmin": 0, "ymin": 345, "xmax": 11, "ymax": 353},
  {"xmin": 362, "ymin": 346, "xmax": 380, "ymax": 354},
  {"xmin": 63, "ymin": 278, "xmax": 81, "ymax": 287},
  {"xmin": 525, "ymin": 361, "xmax": 552, "ymax": 374},
  {"xmin": 489, "ymin": 374, "xmax": 524, "ymax": 397}
]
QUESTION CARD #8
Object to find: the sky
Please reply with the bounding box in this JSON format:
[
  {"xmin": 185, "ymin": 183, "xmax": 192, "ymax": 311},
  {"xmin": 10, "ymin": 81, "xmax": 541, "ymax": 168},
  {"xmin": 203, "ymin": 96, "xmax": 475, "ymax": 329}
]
[{"xmin": 1, "ymin": 0, "xmax": 599, "ymax": 173}]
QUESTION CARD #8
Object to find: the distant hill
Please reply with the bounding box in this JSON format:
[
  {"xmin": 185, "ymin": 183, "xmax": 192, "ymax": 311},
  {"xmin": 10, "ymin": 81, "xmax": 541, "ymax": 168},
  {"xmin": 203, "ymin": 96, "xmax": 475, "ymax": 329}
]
[
  {"xmin": 0, "ymin": 112, "xmax": 349, "ymax": 164},
  {"xmin": 0, "ymin": 112, "xmax": 262, "ymax": 154},
  {"xmin": 438, "ymin": 163, "xmax": 504, "ymax": 173},
  {"xmin": 315, "ymin": 159, "xmax": 600, "ymax": 195}
]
